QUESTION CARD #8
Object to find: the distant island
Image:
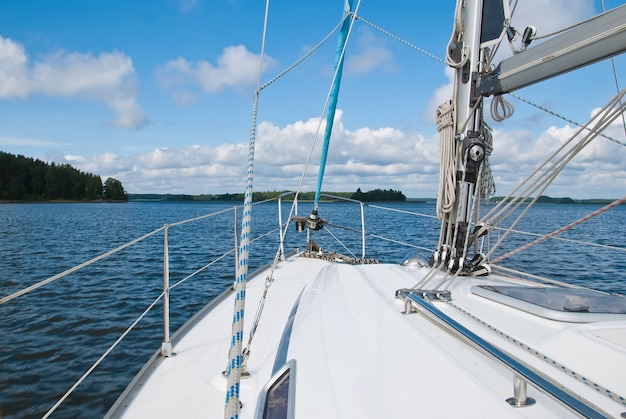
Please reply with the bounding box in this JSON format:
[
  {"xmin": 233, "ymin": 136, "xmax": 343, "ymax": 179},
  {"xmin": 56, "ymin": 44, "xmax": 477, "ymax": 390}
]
[
  {"xmin": 128, "ymin": 192, "xmax": 616, "ymax": 205},
  {"xmin": 0, "ymin": 151, "xmax": 128, "ymax": 201},
  {"xmin": 490, "ymin": 195, "xmax": 615, "ymax": 205},
  {"xmin": 129, "ymin": 188, "xmax": 408, "ymax": 203}
]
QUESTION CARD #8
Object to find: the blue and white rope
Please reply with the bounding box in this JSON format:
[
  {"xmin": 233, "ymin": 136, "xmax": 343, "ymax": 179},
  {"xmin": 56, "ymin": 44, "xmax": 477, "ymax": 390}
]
[
  {"xmin": 224, "ymin": 0, "xmax": 269, "ymax": 411},
  {"xmin": 224, "ymin": 90, "xmax": 258, "ymax": 419}
]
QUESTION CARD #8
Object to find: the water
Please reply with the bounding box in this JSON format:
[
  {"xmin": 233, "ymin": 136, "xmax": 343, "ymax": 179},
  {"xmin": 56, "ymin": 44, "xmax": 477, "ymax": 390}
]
[{"xmin": 1, "ymin": 201, "xmax": 625, "ymax": 418}]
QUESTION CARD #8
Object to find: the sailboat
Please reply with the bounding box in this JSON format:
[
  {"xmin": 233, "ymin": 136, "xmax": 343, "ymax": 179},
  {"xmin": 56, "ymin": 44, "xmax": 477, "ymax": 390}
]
[
  {"xmin": 102, "ymin": 1, "xmax": 626, "ymax": 417},
  {"xmin": 7, "ymin": 0, "xmax": 625, "ymax": 417}
]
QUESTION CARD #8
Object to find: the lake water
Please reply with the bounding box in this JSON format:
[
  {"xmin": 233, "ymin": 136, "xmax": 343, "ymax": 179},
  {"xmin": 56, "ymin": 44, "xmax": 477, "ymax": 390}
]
[{"xmin": 1, "ymin": 201, "xmax": 625, "ymax": 418}]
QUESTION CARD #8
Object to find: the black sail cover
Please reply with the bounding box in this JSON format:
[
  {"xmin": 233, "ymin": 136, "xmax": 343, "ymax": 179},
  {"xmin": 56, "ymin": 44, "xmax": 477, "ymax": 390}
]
[{"xmin": 480, "ymin": 0, "xmax": 508, "ymax": 47}]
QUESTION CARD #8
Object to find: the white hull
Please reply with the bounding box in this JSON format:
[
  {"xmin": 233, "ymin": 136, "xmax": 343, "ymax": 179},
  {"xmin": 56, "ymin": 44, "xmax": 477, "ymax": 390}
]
[{"xmin": 108, "ymin": 252, "xmax": 626, "ymax": 418}]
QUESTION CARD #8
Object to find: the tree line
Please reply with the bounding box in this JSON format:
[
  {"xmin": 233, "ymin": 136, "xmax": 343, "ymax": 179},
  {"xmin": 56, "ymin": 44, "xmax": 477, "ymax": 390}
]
[
  {"xmin": 129, "ymin": 188, "xmax": 407, "ymax": 202},
  {"xmin": 351, "ymin": 188, "xmax": 406, "ymax": 202},
  {"xmin": 0, "ymin": 151, "xmax": 127, "ymax": 201}
]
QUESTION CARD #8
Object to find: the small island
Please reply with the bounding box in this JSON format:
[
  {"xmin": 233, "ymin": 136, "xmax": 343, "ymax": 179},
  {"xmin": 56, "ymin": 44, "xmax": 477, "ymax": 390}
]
[
  {"xmin": 491, "ymin": 195, "xmax": 614, "ymax": 205},
  {"xmin": 0, "ymin": 151, "xmax": 127, "ymax": 201}
]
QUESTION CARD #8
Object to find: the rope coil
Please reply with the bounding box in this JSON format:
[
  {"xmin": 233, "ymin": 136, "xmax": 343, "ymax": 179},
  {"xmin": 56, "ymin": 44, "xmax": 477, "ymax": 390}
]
[{"xmin": 436, "ymin": 100, "xmax": 458, "ymax": 219}]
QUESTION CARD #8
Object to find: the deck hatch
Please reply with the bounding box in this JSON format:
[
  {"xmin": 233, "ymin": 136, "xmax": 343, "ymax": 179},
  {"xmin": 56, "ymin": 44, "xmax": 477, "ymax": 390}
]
[{"xmin": 472, "ymin": 285, "xmax": 626, "ymax": 322}]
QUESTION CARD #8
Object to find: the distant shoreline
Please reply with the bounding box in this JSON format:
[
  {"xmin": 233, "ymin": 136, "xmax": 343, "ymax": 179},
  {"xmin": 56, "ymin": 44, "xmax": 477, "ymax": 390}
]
[
  {"xmin": 125, "ymin": 194, "xmax": 616, "ymax": 205},
  {"xmin": 1, "ymin": 195, "xmax": 618, "ymax": 205},
  {"xmin": 0, "ymin": 199, "xmax": 126, "ymax": 204}
]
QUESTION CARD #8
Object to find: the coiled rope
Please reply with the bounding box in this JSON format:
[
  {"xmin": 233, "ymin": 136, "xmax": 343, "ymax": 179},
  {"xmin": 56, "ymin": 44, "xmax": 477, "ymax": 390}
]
[{"xmin": 435, "ymin": 101, "xmax": 458, "ymax": 219}]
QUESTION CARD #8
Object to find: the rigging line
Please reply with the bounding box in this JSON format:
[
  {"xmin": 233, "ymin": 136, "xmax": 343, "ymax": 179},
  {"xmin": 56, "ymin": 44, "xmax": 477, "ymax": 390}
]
[
  {"xmin": 484, "ymin": 100, "xmax": 625, "ymax": 257},
  {"xmin": 436, "ymin": 100, "xmax": 458, "ymax": 218},
  {"xmin": 492, "ymin": 264, "xmax": 594, "ymax": 289},
  {"xmin": 44, "ymin": 292, "xmax": 164, "ymax": 419},
  {"xmin": 239, "ymin": 225, "xmax": 287, "ymax": 368},
  {"xmin": 367, "ymin": 203, "xmax": 439, "ymax": 220},
  {"xmin": 600, "ymin": 0, "xmax": 626, "ymax": 138},
  {"xmin": 485, "ymin": 100, "xmax": 624, "ymax": 256},
  {"xmin": 169, "ymin": 248, "xmax": 235, "ymax": 291},
  {"xmin": 486, "ymin": 0, "xmax": 519, "ymax": 62},
  {"xmin": 355, "ymin": 15, "xmax": 446, "ymax": 65},
  {"xmin": 443, "ymin": 297, "xmax": 626, "ymax": 409},
  {"xmin": 482, "ymin": 89, "xmax": 626, "ymax": 224},
  {"xmin": 488, "ymin": 223, "xmax": 626, "ymax": 253},
  {"xmin": 491, "ymin": 195, "xmax": 626, "ymax": 264},
  {"xmin": 368, "ymin": 234, "xmax": 433, "ymax": 252},
  {"xmin": 242, "ymin": 0, "xmax": 361, "ymax": 374},
  {"xmin": 251, "ymin": 15, "xmax": 356, "ymax": 293},
  {"xmin": 486, "ymin": 169, "xmax": 564, "ymax": 257},
  {"xmin": 262, "ymin": 14, "xmax": 356, "ymax": 274},
  {"xmin": 237, "ymin": 3, "xmax": 361, "ymax": 394},
  {"xmin": 224, "ymin": 1, "xmax": 270, "ymax": 417},
  {"xmin": 509, "ymin": 92, "xmax": 626, "ymax": 146},
  {"xmin": 255, "ymin": 0, "xmax": 270, "ymax": 89},
  {"xmin": 282, "ymin": 12, "xmax": 353, "ymax": 214},
  {"xmin": 324, "ymin": 221, "xmax": 361, "ymax": 235},
  {"xmin": 258, "ymin": 18, "xmax": 345, "ymax": 93},
  {"xmin": 358, "ymin": 10, "xmax": 624, "ymax": 144},
  {"xmin": 322, "ymin": 226, "xmax": 359, "ymax": 260},
  {"xmin": 531, "ymin": 2, "xmax": 621, "ymax": 41},
  {"xmin": 0, "ymin": 226, "xmax": 164, "ymax": 306}
]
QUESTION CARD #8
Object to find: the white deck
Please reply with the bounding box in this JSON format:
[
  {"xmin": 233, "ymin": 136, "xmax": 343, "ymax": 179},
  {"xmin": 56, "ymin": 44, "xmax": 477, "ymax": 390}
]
[{"xmin": 108, "ymin": 253, "xmax": 626, "ymax": 418}]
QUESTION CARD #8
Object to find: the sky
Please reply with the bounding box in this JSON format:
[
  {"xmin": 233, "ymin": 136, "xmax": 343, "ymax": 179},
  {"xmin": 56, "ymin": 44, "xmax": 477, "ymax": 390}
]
[{"xmin": 0, "ymin": 0, "xmax": 625, "ymax": 199}]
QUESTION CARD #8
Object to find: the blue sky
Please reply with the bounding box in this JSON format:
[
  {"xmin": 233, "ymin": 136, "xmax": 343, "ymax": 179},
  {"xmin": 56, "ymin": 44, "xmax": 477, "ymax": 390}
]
[{"xmin": 0, "ymin": 0, "xmax": 624, "ymax": 198}]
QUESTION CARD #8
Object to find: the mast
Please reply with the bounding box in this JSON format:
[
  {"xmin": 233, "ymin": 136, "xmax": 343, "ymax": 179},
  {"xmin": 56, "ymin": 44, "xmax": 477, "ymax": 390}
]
[
  {"xmin": 436, "ymin": 0, "xmax": 505, "ymax": 274},
  {"xmin": 436, "ymin": 0, "xmax": 626, "ymax": 275}
]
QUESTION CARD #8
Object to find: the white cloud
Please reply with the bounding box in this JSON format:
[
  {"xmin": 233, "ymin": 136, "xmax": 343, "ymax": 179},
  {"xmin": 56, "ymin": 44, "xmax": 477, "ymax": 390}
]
[
  {"xmin": 424, "ymin": 66, "xmax": 454, "ymax": 124},
  {"xmin": 487, "ymin": 117, "xmax": 626, "ymax": 198},
  {"xmin": 61, "ymin": 110, "xmax": 441, "ymax": 195},
  {"xmin": 57, "ymin": 104, "xmax": 626, "ymax": 199},
  {"xmin": 32, "ymin": 50, "xmax": 132, "ymax": 96},
  {"xmin": 64, "ymin": 152, "xmax": 134, "ymax": 174},
  {"xmin": 159, "ymin": 45, "xmax": 277, "ymax": 97},
  {"xmin": 345, "ymin": 28, "xmax": 395, "ymax": 75},
  {"xmin": 0, "ymin": 35, "xmax": 147, "ymax": 128},
  {"xmin": 0, "ymin": 36, "xmax": 31, "ymax": 97}
]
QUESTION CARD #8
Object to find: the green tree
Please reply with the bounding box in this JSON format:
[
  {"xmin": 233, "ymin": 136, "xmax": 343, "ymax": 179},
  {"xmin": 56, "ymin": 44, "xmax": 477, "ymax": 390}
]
[
  {"xmin": 43, "ymin": 163, "xmax": 60, "ymax": 199},
  {"xmin": 0, "ymin": 151, "xmax": 108, "ymax": 201},
  {"xmin": 86, "ymin": 174, "xmax": 103, "ymax": 200},
  {"xmin": 350, "ymin": 188, "xmax": 406, "ymax": 202},
  {"xmin": 103, "ymin": 177, "xmax": 128, "ymax": 201}
]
